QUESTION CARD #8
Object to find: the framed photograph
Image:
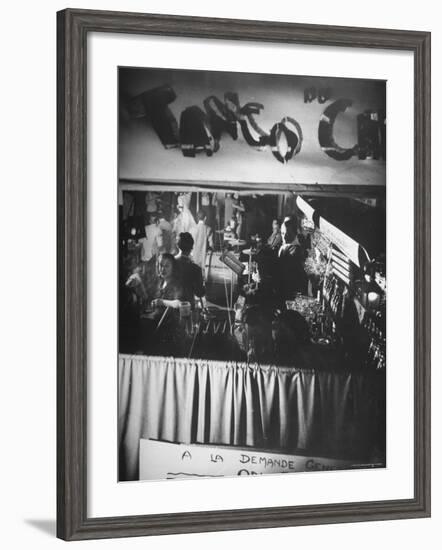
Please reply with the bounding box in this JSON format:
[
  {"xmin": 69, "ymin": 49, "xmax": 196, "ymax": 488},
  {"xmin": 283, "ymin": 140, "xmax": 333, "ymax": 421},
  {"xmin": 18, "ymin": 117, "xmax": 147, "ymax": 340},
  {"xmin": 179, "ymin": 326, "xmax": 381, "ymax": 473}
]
[{"xmin": 57, "ymin": 8, "xmax": 431, "ymax": 541}]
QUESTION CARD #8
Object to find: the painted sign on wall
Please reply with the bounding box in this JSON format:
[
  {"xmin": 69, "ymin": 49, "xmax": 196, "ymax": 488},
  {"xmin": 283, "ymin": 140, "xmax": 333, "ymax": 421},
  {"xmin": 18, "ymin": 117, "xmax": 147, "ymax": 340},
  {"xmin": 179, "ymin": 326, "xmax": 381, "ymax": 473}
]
[
  {"xmin": 119, "ymin": 68, "xmax": 386, "ymax": 186},
  {"xmin": 129, "ymin": 86, "xmax": 385, "ymax": 164}
]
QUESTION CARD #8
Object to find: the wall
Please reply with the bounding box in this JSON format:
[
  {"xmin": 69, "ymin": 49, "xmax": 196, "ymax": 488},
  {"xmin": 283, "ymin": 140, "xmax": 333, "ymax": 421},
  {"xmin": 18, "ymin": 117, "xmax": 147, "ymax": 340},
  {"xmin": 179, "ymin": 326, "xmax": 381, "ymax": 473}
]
[{"xmin": 1, "ymin": 1, "xmax": 439, "ymax": 549}]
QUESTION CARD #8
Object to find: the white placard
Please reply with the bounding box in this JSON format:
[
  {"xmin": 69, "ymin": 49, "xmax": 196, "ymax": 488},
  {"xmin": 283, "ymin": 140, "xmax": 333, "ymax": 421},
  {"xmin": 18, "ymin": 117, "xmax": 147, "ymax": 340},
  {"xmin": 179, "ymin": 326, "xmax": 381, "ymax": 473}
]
[
  {"xmin": 140, "ymin": 439, "xmax": 371, "ymax": 481},
  {"xmin": 320, "ymin": 217, "xmax": 369, "ymax": 266}
]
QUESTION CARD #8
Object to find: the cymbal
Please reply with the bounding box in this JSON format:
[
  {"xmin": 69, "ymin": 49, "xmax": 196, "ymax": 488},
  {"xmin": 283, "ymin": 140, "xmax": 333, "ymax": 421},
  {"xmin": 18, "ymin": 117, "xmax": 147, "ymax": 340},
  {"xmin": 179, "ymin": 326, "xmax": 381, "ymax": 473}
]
[
  {"xmin": 215, "ymin": 229, "xmax": 225, "ymax": 233},
  {"xmin": 242, "ymin": 248, "xmax": 257, "ymax": 256}
]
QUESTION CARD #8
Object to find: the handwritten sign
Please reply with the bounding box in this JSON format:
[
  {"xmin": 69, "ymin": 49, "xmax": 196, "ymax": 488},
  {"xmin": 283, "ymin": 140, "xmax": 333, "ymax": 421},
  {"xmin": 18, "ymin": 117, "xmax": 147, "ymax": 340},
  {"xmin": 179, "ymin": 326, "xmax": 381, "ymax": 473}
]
[{"xmin": 139, "ymin": 439, "xmax": 359, "ymax": 481}]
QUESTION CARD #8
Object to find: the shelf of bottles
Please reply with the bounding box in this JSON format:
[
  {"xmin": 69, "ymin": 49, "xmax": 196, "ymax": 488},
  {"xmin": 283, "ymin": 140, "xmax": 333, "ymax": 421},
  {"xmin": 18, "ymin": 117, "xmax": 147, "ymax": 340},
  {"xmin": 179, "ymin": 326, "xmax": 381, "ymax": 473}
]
[
  {"xmin": 322, "ymin": 272, "xmax": 348, "ymax": 320},
  {"xmin": 311, "ymin": 239, "xmax": 387, "ymax": 369},
  {"xmin": 356, "ymin": 257, "xmax": 387, "ymax": 370},
  {"xmin": 362, "ymin": 310, "xmax": 386, "ymax": 370},
  {"xmin": 320, "ymin": 244, "xmax": 352, "ymax": 327},
  {"xmin": 312, "ymin": 243, "xmax": 350, "ymax": 347},
  {"xmin": 313, "ymin": 271, "xmax": 347, "ymax": 348}
]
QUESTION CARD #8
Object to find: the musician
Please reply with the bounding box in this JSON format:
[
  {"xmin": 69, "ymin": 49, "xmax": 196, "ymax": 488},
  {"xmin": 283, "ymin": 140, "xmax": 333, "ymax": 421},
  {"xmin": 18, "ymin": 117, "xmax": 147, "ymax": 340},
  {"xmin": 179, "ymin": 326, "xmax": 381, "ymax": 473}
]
[
  {"xmin": 267, "ymin": 218, "xmax": 282, "ymax": 252},
  {"xmin": 278, "ymin": 218, "xmax": 308, "ymax": 298},
  {"xmin": 283, "ymin": 214, "xmax": 310, "ymax": 251},
  {"xmin": 174, "ymin": 232, "xmax": 206, "ymax": 308}
]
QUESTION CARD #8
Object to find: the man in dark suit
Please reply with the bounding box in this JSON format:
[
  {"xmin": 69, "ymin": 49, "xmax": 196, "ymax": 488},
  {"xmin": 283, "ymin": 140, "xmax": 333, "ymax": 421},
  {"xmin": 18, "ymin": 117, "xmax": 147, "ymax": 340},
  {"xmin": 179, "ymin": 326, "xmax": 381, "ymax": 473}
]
[
  {"xmin": 174, "ymin": 232, "xmax": 206, "ymax": 308},
  {"xmin": 278, "ymin": 219, "xmax": 308, "ymax": 299}
]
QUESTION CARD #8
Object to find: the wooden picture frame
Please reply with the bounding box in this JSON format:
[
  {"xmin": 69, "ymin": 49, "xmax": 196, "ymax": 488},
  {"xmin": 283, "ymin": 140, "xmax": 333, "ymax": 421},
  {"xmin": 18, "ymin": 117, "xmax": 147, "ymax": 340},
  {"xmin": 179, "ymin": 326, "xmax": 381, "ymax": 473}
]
[{"xmin": 57, "ymin": 8, "xmax": 431, "ymax": 541}]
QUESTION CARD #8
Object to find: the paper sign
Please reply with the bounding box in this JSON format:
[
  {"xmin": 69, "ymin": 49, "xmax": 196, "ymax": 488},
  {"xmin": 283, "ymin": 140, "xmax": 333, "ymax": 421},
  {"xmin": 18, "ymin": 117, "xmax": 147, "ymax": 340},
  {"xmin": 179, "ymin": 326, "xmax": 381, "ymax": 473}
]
[
  {"xmin": 319, "ymin": 217, "xmax": 370, "ymax": 267},
  {"xmin": 296, "ymin": 195, "xmax": 316, "ymax": 221},
  {"xmin": 139, "ymin": 439, "xmax": 361, "ymax": 481}
]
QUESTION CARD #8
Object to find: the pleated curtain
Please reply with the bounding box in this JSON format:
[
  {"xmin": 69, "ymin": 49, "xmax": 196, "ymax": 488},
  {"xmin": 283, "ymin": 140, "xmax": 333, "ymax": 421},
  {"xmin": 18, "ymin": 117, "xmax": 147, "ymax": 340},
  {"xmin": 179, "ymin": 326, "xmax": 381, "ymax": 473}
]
[{"xmin": 119, "ymin": 354, "xmax": 383, "ymax": 481}]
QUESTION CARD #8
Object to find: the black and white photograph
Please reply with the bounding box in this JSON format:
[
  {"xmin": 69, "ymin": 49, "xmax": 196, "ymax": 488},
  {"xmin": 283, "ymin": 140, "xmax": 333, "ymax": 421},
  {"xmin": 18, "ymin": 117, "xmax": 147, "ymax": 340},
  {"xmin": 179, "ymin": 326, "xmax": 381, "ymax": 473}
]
[{"xmin": 118, "ymin": 67, "xmax": 387, "ymax": 482}]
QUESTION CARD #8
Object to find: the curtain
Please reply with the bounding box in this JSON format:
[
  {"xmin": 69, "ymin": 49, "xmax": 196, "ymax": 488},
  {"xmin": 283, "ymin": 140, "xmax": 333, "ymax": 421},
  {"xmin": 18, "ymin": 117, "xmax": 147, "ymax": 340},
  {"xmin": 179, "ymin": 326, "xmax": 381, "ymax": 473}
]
[{"xmin": 119, "ymin": 354, "xmax": 384, "ymax": 481}]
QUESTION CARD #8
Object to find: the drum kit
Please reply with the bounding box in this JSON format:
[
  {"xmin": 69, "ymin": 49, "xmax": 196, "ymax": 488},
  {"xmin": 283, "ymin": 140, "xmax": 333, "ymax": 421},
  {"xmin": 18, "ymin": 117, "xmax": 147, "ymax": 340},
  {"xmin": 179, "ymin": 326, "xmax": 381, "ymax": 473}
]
[
  {"xmin": 228, "ymin": 238, "xmax": 247, "ymax": 253},
  {"xmin": 216, "ymin": 229, "xmax": 246, "ymax": 248}
]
